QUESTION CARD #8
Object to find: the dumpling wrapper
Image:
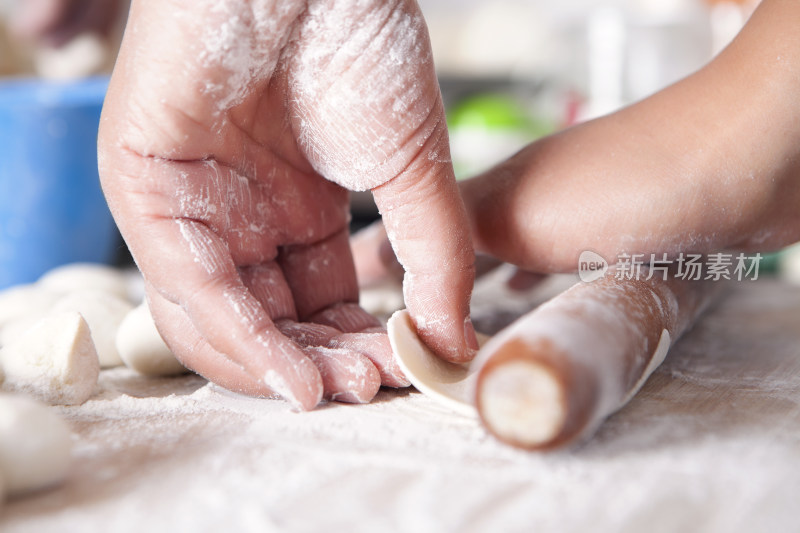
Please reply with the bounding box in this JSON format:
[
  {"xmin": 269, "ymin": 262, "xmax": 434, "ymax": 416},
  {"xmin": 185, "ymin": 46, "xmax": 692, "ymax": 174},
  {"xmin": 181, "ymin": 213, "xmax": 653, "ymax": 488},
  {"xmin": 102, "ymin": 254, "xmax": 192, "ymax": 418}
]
[{"xmin": 387, "ymin": 309, "xmax": 488, "ymax": 418}]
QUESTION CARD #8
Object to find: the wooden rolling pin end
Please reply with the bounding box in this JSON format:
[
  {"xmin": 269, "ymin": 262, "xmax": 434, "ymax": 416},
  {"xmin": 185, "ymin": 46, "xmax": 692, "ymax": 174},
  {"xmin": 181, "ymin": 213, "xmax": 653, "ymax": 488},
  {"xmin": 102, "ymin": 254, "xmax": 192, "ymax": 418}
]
[
  {"xmin": 475, "ymin": 337, "xmax": 599, "ymax": 451},
  {"xmin": 473, "ymin": 271, "xmax": 720, "ymax": 451}
]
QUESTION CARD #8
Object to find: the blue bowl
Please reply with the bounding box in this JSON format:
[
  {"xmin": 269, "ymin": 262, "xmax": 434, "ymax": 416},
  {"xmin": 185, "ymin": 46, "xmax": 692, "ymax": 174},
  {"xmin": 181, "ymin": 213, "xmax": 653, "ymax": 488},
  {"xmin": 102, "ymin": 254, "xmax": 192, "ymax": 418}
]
[{"xmin": 0, "ymin": 76, "xmax": 118, "ymax": 290}]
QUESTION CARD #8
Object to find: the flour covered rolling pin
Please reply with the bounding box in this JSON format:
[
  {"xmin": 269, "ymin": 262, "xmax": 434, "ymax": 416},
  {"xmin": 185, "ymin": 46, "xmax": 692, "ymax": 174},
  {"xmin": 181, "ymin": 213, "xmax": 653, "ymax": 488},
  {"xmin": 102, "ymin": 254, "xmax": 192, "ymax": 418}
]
[{"xmin": 388, "ymin": 269, "xmax": 721, "ymax": 450}]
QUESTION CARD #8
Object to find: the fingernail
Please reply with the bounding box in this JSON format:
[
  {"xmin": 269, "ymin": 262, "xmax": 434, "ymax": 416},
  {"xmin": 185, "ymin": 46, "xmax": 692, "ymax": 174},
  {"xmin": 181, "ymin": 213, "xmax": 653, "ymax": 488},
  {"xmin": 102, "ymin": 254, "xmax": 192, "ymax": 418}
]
[{"xmin": 464, "ymin": 318, "xmax": 480, "ymax": 353}]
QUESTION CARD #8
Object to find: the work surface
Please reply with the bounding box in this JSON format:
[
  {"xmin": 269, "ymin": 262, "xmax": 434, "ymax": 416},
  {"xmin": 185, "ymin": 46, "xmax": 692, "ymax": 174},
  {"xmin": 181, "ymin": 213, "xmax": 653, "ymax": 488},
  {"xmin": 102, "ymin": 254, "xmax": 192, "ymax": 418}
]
[{"xmin": 3, "ymin": 277, "xmax": 799, "ymax": 532}]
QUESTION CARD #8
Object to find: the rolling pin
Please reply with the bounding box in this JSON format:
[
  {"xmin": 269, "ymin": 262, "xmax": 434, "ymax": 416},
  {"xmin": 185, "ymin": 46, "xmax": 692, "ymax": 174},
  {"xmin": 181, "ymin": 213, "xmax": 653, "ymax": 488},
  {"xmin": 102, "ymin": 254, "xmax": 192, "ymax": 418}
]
[{"xmin": 473, "ymin": 269, "xmax": 721, "ymax": 450}]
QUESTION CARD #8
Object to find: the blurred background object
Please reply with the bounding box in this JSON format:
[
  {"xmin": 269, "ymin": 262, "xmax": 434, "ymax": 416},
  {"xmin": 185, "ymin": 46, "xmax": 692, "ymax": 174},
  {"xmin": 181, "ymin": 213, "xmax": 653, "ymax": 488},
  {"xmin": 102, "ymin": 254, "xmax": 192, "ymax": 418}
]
[
  {"xmin": 4, "ymin": 0, "xmax": 788, "ymax": 278},
  {"xmin": 446, "ymin": 90, "xmax": 555, "ymax": 178},
  {"xmin": 0, "ymin": 0, "xmax": 32, "ymax": 76},
  {"xmin": 0, "ymin": 76, "xmax": 118, "ymax": 289},
  {"xmin": 0, "ymin": 0, "xmax": 126, "ymax": 79},
  {"xmin": 0, "ymin": 0, "xmax": 128, "ymax": 289},
  {"xmin": 355, "ymin": 0, "xmax": 741, "ymax": 225},
  {"xmin": 778, "ymin": 244, "xmax": 800, "ymax": 286}
]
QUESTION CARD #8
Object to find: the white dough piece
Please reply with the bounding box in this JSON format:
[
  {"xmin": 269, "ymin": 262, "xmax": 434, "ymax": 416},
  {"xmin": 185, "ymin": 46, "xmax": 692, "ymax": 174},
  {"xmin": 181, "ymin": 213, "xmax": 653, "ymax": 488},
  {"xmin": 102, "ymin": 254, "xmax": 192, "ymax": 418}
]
[
  {"xmin": 34, "ymin": 34, "xmax": 109, "ymax": 80},
  {"xmin": 0, "ymin": 312, "xmax": 100, "ymax": 405},
  {"xmin": 387, "ymin": 309, "xmax": 485, "ymax": 417},
  {"xmin": 0, "ymin": 315, "xmax": 41, "ymax": 348},
  {"xmin": 124, "ymin": 269, "xmax": 146, "ymax": 306},
  {"xmin": 39, "ymin": 263, "xmax": 131, "ymax": 301},
  {"xmin": 116, "ymin": 301, "xmax": 186, "ymax": 376},
  {"xmin": 0, "ymin": 284, "xmax": 60, "ymax": 332},
  {"xmin": 0, "ymin": 394, "xmax": 73, "ymax": 496},
  {"xmin": 52, "ymin": 290, "xmax": 133, "ymax": 368}
]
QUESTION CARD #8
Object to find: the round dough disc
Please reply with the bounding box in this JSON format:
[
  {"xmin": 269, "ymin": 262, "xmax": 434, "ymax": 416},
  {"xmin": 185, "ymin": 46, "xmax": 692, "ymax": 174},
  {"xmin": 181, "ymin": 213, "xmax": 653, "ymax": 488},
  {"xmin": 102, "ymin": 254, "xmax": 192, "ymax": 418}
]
[{"xmin": 387, "ymin": 309, "xmax": 482, "ymax": 417}]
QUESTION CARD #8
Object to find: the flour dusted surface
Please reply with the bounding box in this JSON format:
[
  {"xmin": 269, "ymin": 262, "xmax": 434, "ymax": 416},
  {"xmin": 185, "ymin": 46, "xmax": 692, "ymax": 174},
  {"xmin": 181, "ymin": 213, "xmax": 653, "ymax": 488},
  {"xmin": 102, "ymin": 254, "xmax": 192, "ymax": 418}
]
[{"xmin": 2, "ymin": 279, "xmax": 799, "ymax": 532}]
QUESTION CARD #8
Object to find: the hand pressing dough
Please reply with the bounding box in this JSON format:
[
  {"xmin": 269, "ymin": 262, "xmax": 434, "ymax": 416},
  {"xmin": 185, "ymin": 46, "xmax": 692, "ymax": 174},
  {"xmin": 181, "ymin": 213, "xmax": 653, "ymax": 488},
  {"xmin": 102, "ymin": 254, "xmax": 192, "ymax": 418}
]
[
  {"xmin": 116, "ymin": 301, "xmax": 187, "ymax": 376},
  {"xmin": 52, "ymin": 290, "xmax": 133, "ymax": 368},
  {"xmin": 387, "ymin": 309, "xmax": 488, "ymax": 417},
  {"xmin": 0, "ymin": 312, "xmax": 100, "ymax": 405},
  {"xmin": 38, "ymin": 263, "xmax": 131, "ymax": 302},
  {"xmin": 0, "ymin": 393, "xmax": 73, "ymax": 496}
]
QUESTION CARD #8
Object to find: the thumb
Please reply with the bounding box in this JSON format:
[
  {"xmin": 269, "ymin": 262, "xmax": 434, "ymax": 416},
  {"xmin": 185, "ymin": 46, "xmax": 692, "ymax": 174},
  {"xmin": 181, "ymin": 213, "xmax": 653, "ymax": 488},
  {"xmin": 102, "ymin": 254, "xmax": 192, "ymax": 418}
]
[{"xmin": 283, "ymin": 0, "xmax": 478, "ymax": 362}]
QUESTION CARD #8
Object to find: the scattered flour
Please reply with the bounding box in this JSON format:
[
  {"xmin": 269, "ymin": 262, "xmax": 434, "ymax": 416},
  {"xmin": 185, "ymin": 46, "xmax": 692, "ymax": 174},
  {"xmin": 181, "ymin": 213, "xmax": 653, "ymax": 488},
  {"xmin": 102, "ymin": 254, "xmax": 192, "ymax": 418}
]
[{"xmin": 0, "ymin": 279, "xmax": 798, "ymax": 531}]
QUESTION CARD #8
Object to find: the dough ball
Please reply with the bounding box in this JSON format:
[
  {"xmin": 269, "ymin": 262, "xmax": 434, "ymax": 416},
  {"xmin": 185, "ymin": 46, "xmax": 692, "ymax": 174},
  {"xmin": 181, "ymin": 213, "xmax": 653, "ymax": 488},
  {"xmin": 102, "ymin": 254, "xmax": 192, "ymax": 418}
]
[
  {"xmin": 116, "ymin": 301, "xmax": 186, "ymax": 376},
  {"xmin": 34, "ymin": 34, "xmax": 110, "ymax": 80},
  {"xmin": 0, "ymin": 284, "xmax": 60, "ymax": 332},
  {"xmin": 0, "ymin": 315, "xmax": 41, "ymax": 348},
  {"xmin": 38, "ymin": 263, "xmax": 131, "ymax": 302},
  {"xmin": 0, "ymin": 394, "xmax": 72, "ymax": 496},
  {"xmin": 52, "ymin": 291, "xmax": 133, "ymax": 368},
  {"xmin": 0, "ymin": 312, "xmax": 100, "ymax": 405},
  {"xmin": 123, "ymin": 269, "xmax": 146, "ymax": 306}
]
